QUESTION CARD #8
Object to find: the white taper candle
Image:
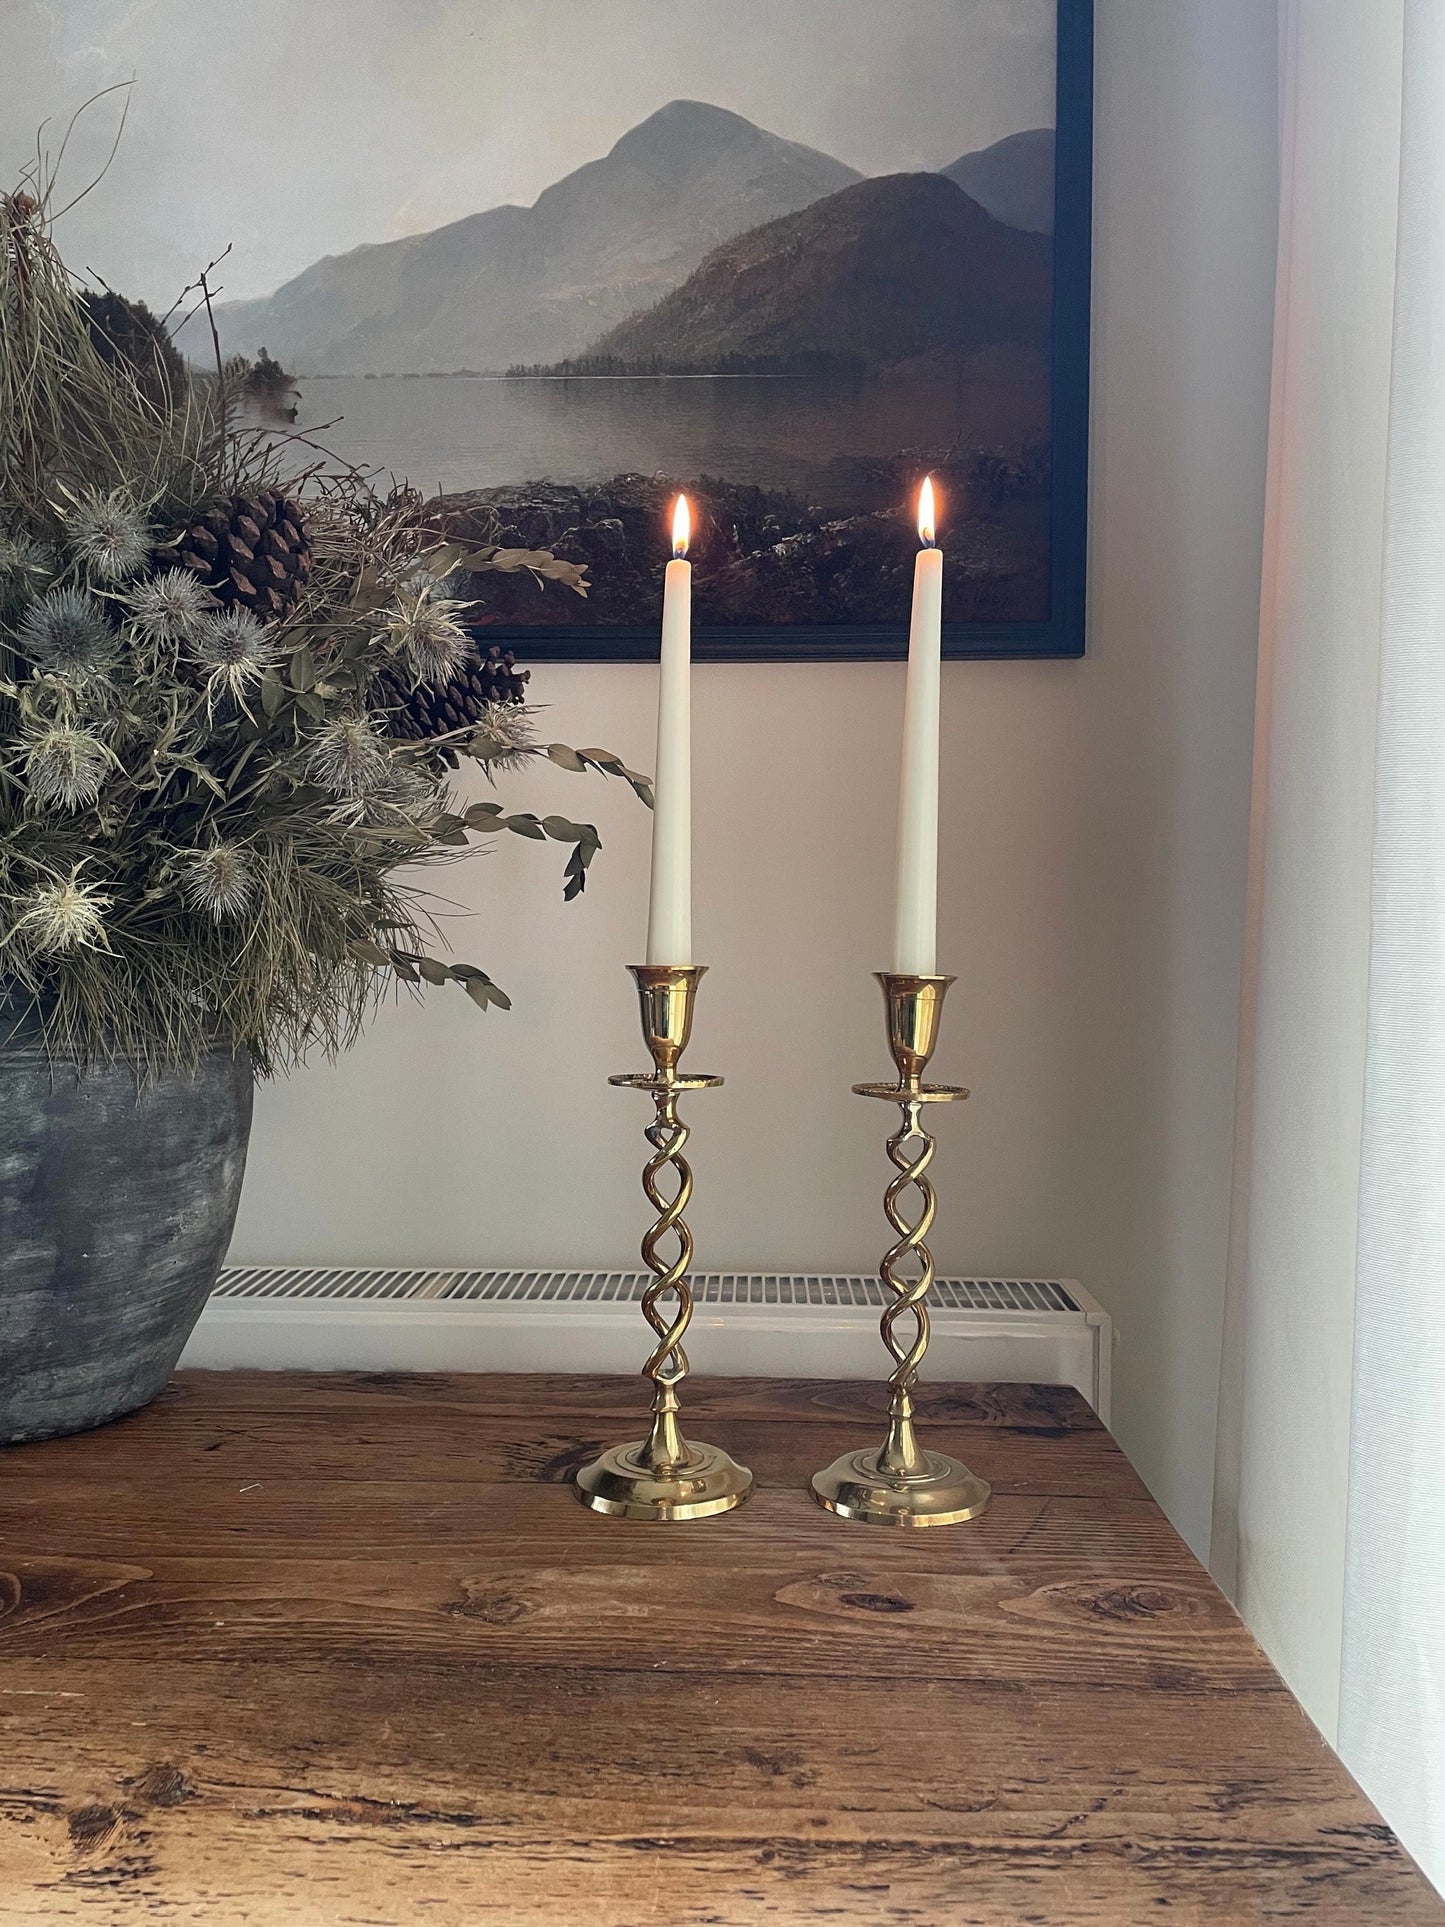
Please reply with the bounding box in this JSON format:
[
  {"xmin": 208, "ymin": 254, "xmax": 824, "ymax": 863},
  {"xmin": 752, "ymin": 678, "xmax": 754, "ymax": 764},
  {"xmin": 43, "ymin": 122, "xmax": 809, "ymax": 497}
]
[
  {"xmin": 645, "ymin": 496, "xmax": 692, "ymax": 966},
  {"xmin": 892, "ymin": 479, "xmax": 943, "ymax": 975}
]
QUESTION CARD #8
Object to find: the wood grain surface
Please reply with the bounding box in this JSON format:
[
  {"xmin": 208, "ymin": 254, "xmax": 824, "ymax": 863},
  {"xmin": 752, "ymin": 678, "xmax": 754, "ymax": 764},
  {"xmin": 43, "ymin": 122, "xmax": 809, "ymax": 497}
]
[{"xmin": 0, "ymin": 1371, "xmax": 1436, "ymax": 1925}]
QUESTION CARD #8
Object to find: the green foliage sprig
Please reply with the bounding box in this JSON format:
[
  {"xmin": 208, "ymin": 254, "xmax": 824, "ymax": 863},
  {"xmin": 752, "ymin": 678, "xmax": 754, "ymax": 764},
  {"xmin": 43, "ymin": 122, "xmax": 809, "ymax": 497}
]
[{"xmin": 0, "ymin": 178, "xmax": 651, "ymax": 1074}]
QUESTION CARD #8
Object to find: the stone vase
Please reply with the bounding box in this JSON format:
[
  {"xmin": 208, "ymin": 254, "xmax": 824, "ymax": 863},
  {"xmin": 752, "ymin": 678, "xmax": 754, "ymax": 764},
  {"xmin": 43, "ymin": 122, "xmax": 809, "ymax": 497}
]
[{"xmin": 0, "ymin": 1006, "xmax": 254, "ymax": 1443}]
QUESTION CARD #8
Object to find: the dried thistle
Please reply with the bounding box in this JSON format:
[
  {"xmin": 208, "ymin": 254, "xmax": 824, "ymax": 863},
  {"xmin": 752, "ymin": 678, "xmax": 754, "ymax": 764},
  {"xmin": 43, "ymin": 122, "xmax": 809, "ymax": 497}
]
[
  {"xmin": 309, "ymin": 718, "xmax": 391, "ymax": 800},
  {"xmin": 65, "ymin": 488, "xmax": 152, "ymax": 582},
  {"xmin": 352, "ymin": 753, "xmax": 445, "ymax": 829},
  {"xmin": 126, "ymin": 567, "xmax": 214, "ymax": 646},
  {"xmin": 179, "ymin": 843, "xmax": 254, "ymax": 922},
  {"xmin": 383, "ymin": 585, "xmax": 473, "ymax": 687},
  {"xmin": 11, "ymin": 867, "xmax": 113, "ymax": 955},
  {"xmin": 0, "ymin": 527, "xmax": 48, "ymax": 574},
  {"xmin": 470, "ymin": 701, "xmax": 539, "ymax": 771},
  {"xmin": 0, "ymin": 527, "xmax": 54, "ymax": 604},
  {"xmin": 21, "ymin": 724, "xmax": 112, "ymax": 810},
  {"xmin": 16, "ymin": 585, "xmax": 117, "ymax": 677},
  {"xmin": 187, "ymin": 606, "xmax": 278, "ymax": 695}
]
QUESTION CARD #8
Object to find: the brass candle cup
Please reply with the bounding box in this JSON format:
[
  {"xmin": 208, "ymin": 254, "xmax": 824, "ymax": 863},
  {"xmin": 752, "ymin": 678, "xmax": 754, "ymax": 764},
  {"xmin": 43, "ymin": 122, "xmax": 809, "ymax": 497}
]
[
  {"xmin": 574, "ymin": 964, "xmax": 753, "ymax": 1522},
  {"xmin": 811, "ymin": 972, "xmax": 991, "ymax": 1527}
]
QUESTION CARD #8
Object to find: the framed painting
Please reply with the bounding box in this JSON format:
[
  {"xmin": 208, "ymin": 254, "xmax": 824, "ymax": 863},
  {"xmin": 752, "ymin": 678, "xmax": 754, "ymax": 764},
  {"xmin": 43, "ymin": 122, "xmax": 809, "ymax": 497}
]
[{"xmin": 15, "ymin": 0, "xmax": 1093, "ymax": 661}]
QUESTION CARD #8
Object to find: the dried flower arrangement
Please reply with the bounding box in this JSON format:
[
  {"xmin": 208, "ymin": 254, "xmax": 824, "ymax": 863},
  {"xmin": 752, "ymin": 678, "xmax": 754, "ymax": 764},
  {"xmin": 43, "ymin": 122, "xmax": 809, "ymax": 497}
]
[{"xmin": 0, "ymin": 178, "xmax": 649, "ymax": 1075}]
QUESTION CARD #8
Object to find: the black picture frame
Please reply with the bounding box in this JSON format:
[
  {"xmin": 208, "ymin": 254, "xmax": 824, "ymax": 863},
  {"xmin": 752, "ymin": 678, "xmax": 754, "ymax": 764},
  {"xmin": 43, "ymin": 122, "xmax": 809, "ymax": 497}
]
[{"xmin": 479, "ymin": 0, "xmax": 1093, "ymax": 665}]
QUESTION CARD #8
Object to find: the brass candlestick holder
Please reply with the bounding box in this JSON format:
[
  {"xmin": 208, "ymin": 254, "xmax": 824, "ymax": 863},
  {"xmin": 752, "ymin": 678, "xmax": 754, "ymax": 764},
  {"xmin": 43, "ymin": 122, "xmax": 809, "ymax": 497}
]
[
  {"xmin": 811, "ymin": 972, "xmax": 991, "ymax": 1527},
  {"xmin": 575, "ymin": 964, "xmax": 753, "ymax": 1522}
]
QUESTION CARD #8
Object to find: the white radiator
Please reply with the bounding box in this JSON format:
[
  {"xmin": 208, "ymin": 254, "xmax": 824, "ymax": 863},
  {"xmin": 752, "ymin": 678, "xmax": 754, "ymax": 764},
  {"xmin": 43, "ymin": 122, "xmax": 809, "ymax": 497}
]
[{"xmin": 183, "ymin": 1270, "xmax": 1113, "ymax": 1421}]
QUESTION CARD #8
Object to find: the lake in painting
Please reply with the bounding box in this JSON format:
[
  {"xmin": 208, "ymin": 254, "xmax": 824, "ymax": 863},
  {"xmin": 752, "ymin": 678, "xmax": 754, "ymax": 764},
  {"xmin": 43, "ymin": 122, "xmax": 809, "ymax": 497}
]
[
  {"xmin": 296, "ymin": 372, "xmax": 988, "ymax": 506},
  {"xmin": 281, "ymin": 350, "xmax": 1052, "ymax": 634}
]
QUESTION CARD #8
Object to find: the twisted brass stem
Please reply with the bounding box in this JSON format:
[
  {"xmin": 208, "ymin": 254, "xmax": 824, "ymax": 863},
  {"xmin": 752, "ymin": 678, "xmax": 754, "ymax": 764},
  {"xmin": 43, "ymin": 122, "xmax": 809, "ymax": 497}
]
[
  {"xmin": 875, "ymin": 1096, "xmax": 938, "ymax": 1478},
  {"xmin": 630, "ymin": 1080, "xmax": 698, "ymax": 1472},
  {"xmin": 639, "ymin": 1086, "xmax": 693, "ymax": 1392}
]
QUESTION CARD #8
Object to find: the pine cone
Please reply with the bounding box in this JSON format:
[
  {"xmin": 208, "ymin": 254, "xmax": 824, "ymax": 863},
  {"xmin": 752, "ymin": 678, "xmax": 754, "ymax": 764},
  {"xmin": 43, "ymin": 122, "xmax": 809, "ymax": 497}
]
[
  {"xmin": 174, "ymin": 491, "xmax": 312, "ymax": 622},
  {"xmin": 379, "ymin": 645, "xmax": 530, "ymax": 765}
]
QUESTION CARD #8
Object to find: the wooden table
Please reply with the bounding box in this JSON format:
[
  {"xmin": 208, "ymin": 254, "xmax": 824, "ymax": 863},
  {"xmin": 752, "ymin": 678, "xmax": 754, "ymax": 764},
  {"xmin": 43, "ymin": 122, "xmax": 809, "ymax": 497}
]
[{"xmin": 0, "ymin": 1372, "xmax": 1436, "ymax": 1924}]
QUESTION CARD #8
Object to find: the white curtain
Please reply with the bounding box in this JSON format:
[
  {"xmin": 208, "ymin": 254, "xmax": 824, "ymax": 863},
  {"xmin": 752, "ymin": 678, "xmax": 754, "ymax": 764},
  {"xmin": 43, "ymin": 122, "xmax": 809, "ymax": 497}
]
[
  {"xmin": 1338, "ymin": 0, "xmax": 1445, "ymax": 1880},
  {"xmin": 1212, "ymin": 0, "xmax": 1445, "ymax": 1888}
]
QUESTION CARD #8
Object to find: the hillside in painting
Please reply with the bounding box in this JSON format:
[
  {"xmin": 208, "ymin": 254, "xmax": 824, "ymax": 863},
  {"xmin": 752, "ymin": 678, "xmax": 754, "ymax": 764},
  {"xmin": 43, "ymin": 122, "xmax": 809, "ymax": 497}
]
[
  {"xmin": 186, "ymin": 102, "xmax": 861, "ymax": 374},
  {"xmin": 181, "ymin": 106, "xmax": 1056, "ymax": 379},
  {"xmin": 542, "ymin": 173, "xmax": 1052, "ymax": 377},
  {"xmin": 942, "ymin": 127, "xmax": 1056, "ymax": 233}
]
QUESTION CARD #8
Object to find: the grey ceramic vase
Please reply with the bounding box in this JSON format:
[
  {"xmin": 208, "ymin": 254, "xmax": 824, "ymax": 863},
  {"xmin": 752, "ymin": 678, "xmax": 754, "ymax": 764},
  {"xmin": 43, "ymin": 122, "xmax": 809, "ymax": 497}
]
[{"xmin": 0, "ymin": 1002, "xmax": 254, "ymax": 1443}]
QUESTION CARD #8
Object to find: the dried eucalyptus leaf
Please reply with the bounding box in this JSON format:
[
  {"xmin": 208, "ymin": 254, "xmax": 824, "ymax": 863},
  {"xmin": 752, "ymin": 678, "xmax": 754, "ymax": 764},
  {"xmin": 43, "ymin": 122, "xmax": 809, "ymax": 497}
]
[
  {"xmin": 535, "ymin": 557, "xmax": 589, "ymax": 595},
  {"xmin": 504, "ymin": 813, "xmax": 547, "ymax": 840},
  {"xmin": 546, "ymin": 743, "xmax": 587, "ymax": 772}
]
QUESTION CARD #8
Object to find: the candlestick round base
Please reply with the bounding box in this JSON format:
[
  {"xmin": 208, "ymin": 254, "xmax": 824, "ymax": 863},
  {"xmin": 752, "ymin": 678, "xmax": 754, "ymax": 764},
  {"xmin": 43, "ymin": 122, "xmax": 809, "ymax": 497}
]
[
  {"xmin": 608, "ymin": 1072, "xmax": 724, "ymax": 1093},
  {"xmin": 852, "ymin": 1081, "xmax": 970, "ymax": 1103},
  {"xmin": 574, "ymin": 1438, "xmax": 753, "ymax": 1521},
  {"xmin": 810, "ymin": 1446, "xmax": 991, "ymax": 1527}
]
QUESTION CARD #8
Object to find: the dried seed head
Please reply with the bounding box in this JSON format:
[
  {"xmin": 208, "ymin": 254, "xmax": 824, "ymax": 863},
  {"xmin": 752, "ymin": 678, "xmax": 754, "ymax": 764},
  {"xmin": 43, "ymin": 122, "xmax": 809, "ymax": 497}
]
[
  {"xmin": 12, "ymin": 868, "xmax": 112, "ymax": 955},
  {"xmin": 309, "ymin": 718, "xmax": 391, "ymax": 800},
  {"xmin": 469, "ymin": 701, "xmax": 538, "ymax": 771},
  {"xmin": 16, "ymin": 586, "xmax": 117, "ymax": 677},
  {"xmin": 66, "ymin": 489, "xmax": 152, "ymax": 582},
  {"xmin": 0, "ymin": 528, "xmax": 53, "ymax": 584},
  {"xmin": 188, "ymin": 607, "xmax": 279, "ymax": 697},
  {"xmin": 22, "ymin": 726, "xmax": 112, "ymax": 811},
  {"xmin": 0, "ymin": 529, "xmax": 54, "ymax": 619},
  {"xmin": 353, "ymin": 755, "xmax": 445, "ymax": 829},
  {"xmin": 179, "ymin": 844, "xmax": 254, "ymax": 922},
  {"xmin": 384, "ymin": 588, "xmax": 473, "ymax": 687},
  {"xmin": 127, "ymin": 567, "xmax": 215, "ymax": 646}
]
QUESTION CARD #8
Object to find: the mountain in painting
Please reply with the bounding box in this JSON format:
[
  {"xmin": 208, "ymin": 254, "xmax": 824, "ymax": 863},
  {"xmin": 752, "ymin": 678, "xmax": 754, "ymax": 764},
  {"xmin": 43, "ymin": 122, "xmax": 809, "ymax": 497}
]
[
  {"xmin": 185, "ymin": 101, "xmax": 861, "ymax": 374},
  {"xmin": 941, "ymin": 128, "xmax": 1055, "ymax": 233},
  {"xmin": 545, "ymin": 173, "xmax": 1053, "ymax": 378}
]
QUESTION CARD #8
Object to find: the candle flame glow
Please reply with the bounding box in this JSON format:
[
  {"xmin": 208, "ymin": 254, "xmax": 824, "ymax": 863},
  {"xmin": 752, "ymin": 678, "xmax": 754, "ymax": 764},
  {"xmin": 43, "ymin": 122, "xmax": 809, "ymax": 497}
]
[
  {"xmin": 917, "ymin": 475, "xmax": 937, "ymax": 547},
  {"xmin": 672, "ymin": 494, "xmax": 691, "ymax": 558}
]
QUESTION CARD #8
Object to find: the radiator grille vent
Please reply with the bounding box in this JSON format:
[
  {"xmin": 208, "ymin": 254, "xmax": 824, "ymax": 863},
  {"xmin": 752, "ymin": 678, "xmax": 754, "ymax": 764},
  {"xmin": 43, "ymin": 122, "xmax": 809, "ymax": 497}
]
[{"xmin": 213, "ymin": 1268, "xmax": 1078, "ymax": 1314}]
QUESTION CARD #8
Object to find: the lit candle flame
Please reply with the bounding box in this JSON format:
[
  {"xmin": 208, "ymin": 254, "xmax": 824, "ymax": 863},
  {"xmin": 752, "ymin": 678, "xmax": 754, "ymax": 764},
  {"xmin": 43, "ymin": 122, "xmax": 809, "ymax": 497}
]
[
  {"xmin": 917, "ymin": 475, "xmax": 937, "ymax": 548},
  {"xmin": 672, "ymin": 493, "xmax": 691, "ymax": 559}
]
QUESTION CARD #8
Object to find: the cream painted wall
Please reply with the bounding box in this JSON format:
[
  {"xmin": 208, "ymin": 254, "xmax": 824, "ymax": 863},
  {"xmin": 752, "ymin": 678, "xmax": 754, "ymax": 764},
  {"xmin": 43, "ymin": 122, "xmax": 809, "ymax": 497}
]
[{"xmin": 230, "ymin": 0, "xmax": 1279, "ymax": 1559}]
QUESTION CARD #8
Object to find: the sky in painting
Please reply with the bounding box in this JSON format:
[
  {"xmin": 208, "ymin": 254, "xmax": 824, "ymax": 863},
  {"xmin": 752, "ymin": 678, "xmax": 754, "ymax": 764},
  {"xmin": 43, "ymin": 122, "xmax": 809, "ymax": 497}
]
[{"xmin": 1, "ymin": 0, "xmax": 1055, "ymax": 309}]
